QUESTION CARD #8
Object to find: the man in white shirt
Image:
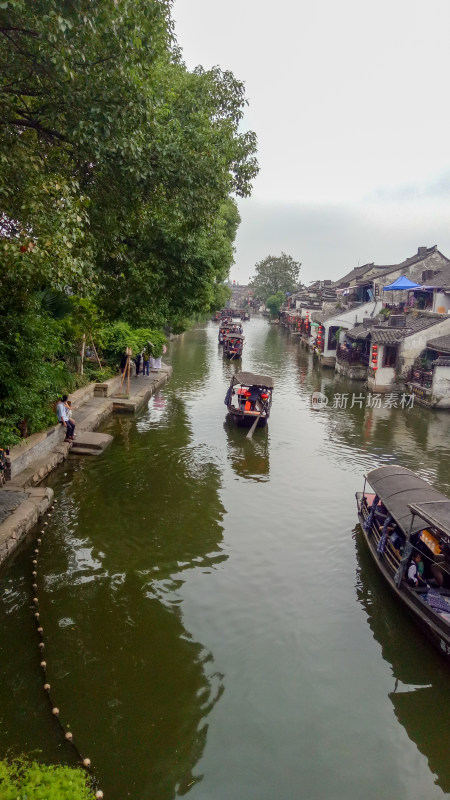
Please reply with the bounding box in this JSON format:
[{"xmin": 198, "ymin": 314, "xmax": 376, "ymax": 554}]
[{"xmin": 56, "ymin": 395, "xmax": 75, "ymax": 441}]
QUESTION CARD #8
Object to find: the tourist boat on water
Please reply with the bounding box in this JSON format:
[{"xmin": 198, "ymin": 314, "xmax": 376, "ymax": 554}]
[
  {"xmin": 219, "ymin": 323, "xmax": 242, "ymax": 344},
  {"xmin": 218, "ymin": 325, "xmax": 230, "ymax": 344},
  {"xmin": 224, "ymin": 371, "xmax": 273, "ymax": 427},
  {"xmin": 356, "ymin": 465, "xmax": 450, "ymax": 660},
  {"xmin": 223, "ymin": 333, "xmax": 244, "ymax": 359}
]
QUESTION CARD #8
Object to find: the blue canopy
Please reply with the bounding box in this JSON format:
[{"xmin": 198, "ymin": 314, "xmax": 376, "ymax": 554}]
[{"xmin": 383, "ymin": 275, "xmax": 422, "ymax": 291}]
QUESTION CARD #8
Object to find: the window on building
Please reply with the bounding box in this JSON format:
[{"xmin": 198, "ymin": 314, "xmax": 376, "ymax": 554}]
[
  {"xmin": 383, "ymin": 344, "xmax": 398, "ymax": 368},
  {"xmin": 421, "ymin": 269, "xmax": 434, "ymax": 282}
]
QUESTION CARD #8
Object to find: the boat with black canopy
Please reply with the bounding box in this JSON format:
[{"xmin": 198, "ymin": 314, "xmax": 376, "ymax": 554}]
[
  {"xmin": 223, "ymin": 332, "xmax": 244, "ymax": 359},
  {"xmin": 219, "ymin": 322, "xmax": 242, "ymax": 345},
  {"xmin": 224, "ymin": 371, "xmax": 273, "ymax": 427},
  {"xmin": 356, "ymin": 465, "xmax": 450, "ymax": 660}
]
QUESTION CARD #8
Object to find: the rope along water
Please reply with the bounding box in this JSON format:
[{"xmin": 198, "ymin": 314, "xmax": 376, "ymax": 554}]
[{"xmin": 32, "ymin": 502, "xmax": 104, "ymax": 800}]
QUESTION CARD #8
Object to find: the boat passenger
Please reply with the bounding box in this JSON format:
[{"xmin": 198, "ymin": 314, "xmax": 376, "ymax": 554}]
[
  {"xmin": 248, "ymin": 385, "xmax": 261, "ymax": 410},
  {"xmin": 407, "ymin": 553, "xmax": 427, "ymax": 588}
]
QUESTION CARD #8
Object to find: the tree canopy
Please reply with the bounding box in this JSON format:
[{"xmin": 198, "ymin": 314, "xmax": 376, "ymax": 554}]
[
  {"xmin": 249, "ymin": 253, "xmax": 301, "ymax": 302},
  {"xmin": 0, "ymin": 0, "xmax": 258, "ymax": 443},
  {"xmin": 0, "ymin": 0, "xmax": 257, "ymax": 325}
]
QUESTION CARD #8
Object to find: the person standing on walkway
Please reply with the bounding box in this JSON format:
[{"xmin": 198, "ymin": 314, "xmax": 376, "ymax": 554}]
[
  {"xmin": 56, "ymin": 395, "xmax": 75, "ymax": 441},
  {"xmin": 142, "ymin": 344, "xmax": 150, "ymax": 376},
  {"xmin": 134, "ymin": 350, "xmax": 142, "ymax": 376}
]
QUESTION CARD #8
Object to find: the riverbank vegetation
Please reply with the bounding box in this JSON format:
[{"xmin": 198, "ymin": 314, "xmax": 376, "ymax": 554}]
[
  {"xmin": 0, "ymin": 0, "xmax": 258, "ymax": 445},
  {"xmin": 0, "ymin": 758, "xmax": 94, "ymax": 799}
]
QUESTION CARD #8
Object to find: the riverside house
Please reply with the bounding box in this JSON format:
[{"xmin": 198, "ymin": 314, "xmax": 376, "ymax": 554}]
[
  {"xmin": 311, "ymin": 300, "xmax": 383, "ymax": 367},
  {"xmin": 332, "ymin": 246, "xmax": 450, "ymax": 309},
  {"xmin": 406, "ymin": 333, "xmax": 450, "ymax": 408},
  {"xmin": 341, "ymin": 313, "xmax": 450, "ymax": 394}
]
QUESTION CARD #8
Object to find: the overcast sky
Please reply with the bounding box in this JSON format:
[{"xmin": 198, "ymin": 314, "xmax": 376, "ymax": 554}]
[{"xmin": 172, "ymin": 0, "xmax": 450, "ymax": 284}]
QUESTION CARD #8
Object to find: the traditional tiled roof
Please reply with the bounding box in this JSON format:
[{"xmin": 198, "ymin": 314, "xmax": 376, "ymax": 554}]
[
  {"xmin": 371, "ymin": 328, "xmax": 405, "ymax": 344},
  {"xmin": 345, "ymin": 324, "xmax": 370, "ymax": 340},
  {"xmin": 346, "ymin": 314, "xmax": 447, "ymax": 344},
  {"xmin": 333, "ymin": 246, "xmax": 450, "ymax": 289},
  {"xmin": 433, "ymin": 357, "xmax": 450, "ymax": 366},
  {"xmin": 332, "ymin": 264, "xmax": 375, "ymax": 288},
  {"xmin": 427, "ymin": 334, "xmax": 450, "ymax": 354}
]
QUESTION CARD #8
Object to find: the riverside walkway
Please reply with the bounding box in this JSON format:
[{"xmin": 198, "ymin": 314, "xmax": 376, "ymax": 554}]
[{"xmin": 0, "ymin": 365, "xmax": 172, "ymax": 567}]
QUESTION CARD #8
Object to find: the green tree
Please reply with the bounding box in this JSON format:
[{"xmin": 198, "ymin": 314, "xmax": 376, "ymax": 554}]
[
  {"xmin": 0, "ymin": 0, "xmax": 258, "ymax": 441},
  {"xmin": 0, "ymin": 1, "xmax": 258, "ymax": 325},
  {"xmin": 266, "ymin": 291, "xmax": 285, "ymax": 318},
  {"xmin": 249, "ymin": 253, "xmax": 301, "ymax": 302}
]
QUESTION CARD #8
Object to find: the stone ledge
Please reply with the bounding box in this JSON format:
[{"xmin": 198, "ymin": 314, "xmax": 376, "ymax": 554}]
[
  {"xmin": 94, "ymin": 374, "xmax": 123, "ymax": 397},
  {"xmin": 0, "ymin": 486, "xmax": 53, "ymax": 566},
  {"xmin": 112, "ymin": 371, "xmax": 170, "ymax": 413},
  {"xmin": 70, "ymin": 431, "xmax": 113, "ymax": 456}
]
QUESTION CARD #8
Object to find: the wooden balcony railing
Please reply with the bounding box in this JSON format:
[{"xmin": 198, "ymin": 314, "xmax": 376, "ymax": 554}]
[
  {"xmin": 408, "ymin": 366, "xmax": 433, "ymax": 388},
  {"xmin": 336, "ymin": 345, "xmax": 370, "ymax": 367}
]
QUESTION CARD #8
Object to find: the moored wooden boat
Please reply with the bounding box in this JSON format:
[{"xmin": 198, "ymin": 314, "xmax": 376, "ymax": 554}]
[
  {"xmin": 224, "ymin": 371, "xmax": 273, "ymax": 427},
  {"xmin": 223, "ymin": 333, "xmax": 244, "ymax": 359},
  {"xmin": 356, "ymin": 465, "xmax": 450, "ymax": 660}
]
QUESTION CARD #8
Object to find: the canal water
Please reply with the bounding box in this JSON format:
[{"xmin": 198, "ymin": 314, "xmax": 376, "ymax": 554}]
[{"xmin": 1, "ymin": 317, "xmax": 450, "ymax": 800}]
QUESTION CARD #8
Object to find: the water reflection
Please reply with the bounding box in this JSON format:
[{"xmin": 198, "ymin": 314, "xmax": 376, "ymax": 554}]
[
  {"xmin": 223, "ymin": 417, "xmax": 270, "ymax": 482},
  {"xmin": 3, "ymin": 318, "xmax": 450, "ymax": 800},
  {"xmin": 292, "ymin": 349, "xmax": 450, "ymax": 493},
  {"xmin": 354, "ymin": 526, "xmax": 450, "ymax": 793},
  {"xmin": 5, "ymin": 369, "xmax": 228, "ymax": 798}
]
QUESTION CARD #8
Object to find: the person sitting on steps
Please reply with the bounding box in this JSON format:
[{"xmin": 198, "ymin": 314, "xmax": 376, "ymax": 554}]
[{"xmin": 56, "ymin": 395, "xmax": 75, "ymax": 442}]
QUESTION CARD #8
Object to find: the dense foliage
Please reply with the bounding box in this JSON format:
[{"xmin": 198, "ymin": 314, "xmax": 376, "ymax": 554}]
[
  {"xmin": 249, "ymin": 253, "xmax": 301, "ymax": 302},
  {"xmin": 0, "ymin": 758, "xmax": 93, "ymax": 799},
  {"xmin": 266, "ymin": 291, "xmax": 285, "ymax": 318},
  {"xmin": 100, "ymin": 322, "xmax": 166, "ymax": 362},
  {"xmin": 0, "ymin": 0, "xmax": 257, "ymax": 444}
]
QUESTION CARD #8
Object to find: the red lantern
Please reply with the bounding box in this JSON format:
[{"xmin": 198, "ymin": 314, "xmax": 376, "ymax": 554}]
[{"xmin": 371, "ymin": 342, "xmax": 378, "ymax": 370}]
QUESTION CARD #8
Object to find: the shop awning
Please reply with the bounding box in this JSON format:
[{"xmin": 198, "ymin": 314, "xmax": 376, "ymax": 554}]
[{"xmin": 383, "ymin": 276, "xmax": 422, "ymax": 291}]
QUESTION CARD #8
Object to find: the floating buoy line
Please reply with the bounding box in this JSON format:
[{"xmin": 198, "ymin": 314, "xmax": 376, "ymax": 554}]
[{"xmin": 32, "ymin": 501, "xmax": 104, "ymax": 800}]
